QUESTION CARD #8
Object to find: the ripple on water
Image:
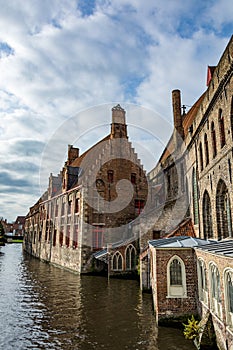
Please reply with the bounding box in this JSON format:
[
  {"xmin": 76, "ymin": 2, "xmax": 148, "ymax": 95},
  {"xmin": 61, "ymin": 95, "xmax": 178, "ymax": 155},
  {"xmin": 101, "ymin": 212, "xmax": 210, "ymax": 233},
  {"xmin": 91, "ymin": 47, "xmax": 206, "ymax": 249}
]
[{"xmin": 0, "ymin": 244, "xmax": 195, "ymax": 350}]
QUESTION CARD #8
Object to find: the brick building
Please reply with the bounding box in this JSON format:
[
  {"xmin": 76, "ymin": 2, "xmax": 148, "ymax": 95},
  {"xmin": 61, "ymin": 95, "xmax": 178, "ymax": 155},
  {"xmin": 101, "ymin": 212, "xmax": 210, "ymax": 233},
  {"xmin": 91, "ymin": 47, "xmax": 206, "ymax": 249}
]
[
  {"xmin": 139, "ymin": 36, "xmax": 233, "ymax": 350},
  {"xmin": 24, "ymin": 105, "xmax": 148, "ymax": 274}
]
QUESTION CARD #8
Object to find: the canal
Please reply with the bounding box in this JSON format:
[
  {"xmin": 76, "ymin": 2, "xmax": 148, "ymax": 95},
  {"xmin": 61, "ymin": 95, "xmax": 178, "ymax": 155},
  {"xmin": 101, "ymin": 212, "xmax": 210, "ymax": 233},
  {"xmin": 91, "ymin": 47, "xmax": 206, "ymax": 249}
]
[{"xmin": 0, "ymin": 244, "xmax": 195, "ymax": 350}]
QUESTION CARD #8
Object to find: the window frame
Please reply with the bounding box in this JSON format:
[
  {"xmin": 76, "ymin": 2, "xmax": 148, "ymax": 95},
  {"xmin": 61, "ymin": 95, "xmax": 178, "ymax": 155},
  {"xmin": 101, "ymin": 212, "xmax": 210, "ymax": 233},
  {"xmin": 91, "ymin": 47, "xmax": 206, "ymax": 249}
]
[{"xmin": 167, "ymin": 255, "xmax": 187, "ymax": 298}]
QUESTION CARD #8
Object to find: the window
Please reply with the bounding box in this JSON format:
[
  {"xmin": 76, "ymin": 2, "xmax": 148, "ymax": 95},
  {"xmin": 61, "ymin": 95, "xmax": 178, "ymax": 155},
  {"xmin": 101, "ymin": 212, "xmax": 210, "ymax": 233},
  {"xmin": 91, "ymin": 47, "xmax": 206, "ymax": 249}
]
[
  {"xmin": 192, "ymin": 167, "xmax": 199, "ymax": 225},
  {"xmin": 224, "ymin": 270, "xmax": 233, "ymax": 328},
  {"xmin": 229, "ymin": 159, "xmax": 232, "ymax": 183},
  {"xmin": 75, "ymin": 198, "xmax": 79, "ymax": 213},
  {"xmin": 73, "ymin": 224, "xmax": 78, "ymax": 248},
  {"xmin": 53, "ymin": 229, "xmax": 57, "ymax": 247},
  {"xmin": 167, "ymin": 256, "xmax": 187, "ymax": 297},
  {"xmin": 92, "ymin": 225, "xmax": 104, "ymax": 249},
  {"xmin": 204, "ymin": 134, "xmax": 209, "ymax": 166},
  {"xmin": 167, "ymin": 173, "xmax": 171, "ymax": 196},
  {"xmin": 55, "ymin": 200, "xmax": 59, "ymax": 217},
  {"xmin": 210, "ymin": 264, "xmax": 222, "ymax": 318},
  {"xmin": 112, "ymin": 251, "xmax": 123, "ymax": 271},
  {"xmin": 66, "ymin": 226, "xmax": 70, "ymax": 247},
  {"xmin": 211, "ymin": 122, "xmax": 217, "ymax": 158},
  {"xmin": 125, "ymin": 244, "xmax": 136, "ymax": 270},
  {"xmin": 199, "ymin": 142, "xmax": 204, "ymax": 171},
  {"xmin": 107, "ymin": 170, "xmax": 114, "ymax": 183},
  {"xmin": 216, "ymin": 179, "xmax": 232, "ymax": 240},
  {"xmin": 61, "ymin": 200, "xmax": 65, "ymax": 216},
  {"xmin": 202, "ymin": 191, "xmax": 213, "ymax": 239},
  {"xmin": 227, "ymin": 273, "xmax": 233, "ymax": 313},
  {"xmin": 135, "ymin": 200, "xmax": 144, "ymax": 215},
  {"xmin": 197, "ymin": 259, "xmax": 208, "ymax": 303},
  {"xmin": 153, "ymin": 230, "xmax": 161, "ymax": 239},
  {"xmin": 218, "ymin": 109, "xmax": 226, "ymax": 148},
  {"xmin": 67, "ymin": 200, "xmax": 72, "ymax": 215},
  {"xmin": 131, "ymin": 173, "xmax": 136, "ymax": 184},
  {"xmin": 170, "ymin": 259, "xmax": 182, "ymax": 285},
  {"xmin": 59, "ymin": 227, "xmax": 64, "ymax": 246}
]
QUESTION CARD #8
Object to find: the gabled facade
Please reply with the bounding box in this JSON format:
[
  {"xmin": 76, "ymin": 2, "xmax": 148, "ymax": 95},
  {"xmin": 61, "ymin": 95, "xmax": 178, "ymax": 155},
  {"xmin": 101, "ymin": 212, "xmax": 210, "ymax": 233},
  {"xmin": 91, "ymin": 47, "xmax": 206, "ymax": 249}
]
[{"xmin": 24, "ymin": 105, "xmax": 148, "ymax": 273}]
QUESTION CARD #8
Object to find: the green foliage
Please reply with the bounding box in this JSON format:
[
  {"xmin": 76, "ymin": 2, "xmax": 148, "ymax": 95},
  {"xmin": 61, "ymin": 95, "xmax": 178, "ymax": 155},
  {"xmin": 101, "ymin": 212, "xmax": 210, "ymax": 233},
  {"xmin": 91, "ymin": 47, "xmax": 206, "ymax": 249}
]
[
  {"xmin": 0, "ymin": 222, "xmax": 5, "ymax": 236},
  {"xmin": 183, "ymin": 315, "xmax": 200, "ymax": 340}
]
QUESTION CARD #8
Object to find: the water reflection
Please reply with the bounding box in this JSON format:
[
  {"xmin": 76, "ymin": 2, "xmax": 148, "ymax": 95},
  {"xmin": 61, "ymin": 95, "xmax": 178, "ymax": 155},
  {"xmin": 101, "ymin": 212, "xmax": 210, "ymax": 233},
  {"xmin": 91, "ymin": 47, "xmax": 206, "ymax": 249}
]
[{"xmin": 0, "ymin": 245, "xmax": 195, "ymax": 349}]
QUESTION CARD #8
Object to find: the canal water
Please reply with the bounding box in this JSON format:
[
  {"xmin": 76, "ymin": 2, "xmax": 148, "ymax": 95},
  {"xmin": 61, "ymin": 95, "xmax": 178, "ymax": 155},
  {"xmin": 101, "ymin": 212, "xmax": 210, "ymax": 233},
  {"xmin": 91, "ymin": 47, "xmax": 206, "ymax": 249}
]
[{"xmin": 0, "ymin": 244, "xmax": 195, "ymax": 350}]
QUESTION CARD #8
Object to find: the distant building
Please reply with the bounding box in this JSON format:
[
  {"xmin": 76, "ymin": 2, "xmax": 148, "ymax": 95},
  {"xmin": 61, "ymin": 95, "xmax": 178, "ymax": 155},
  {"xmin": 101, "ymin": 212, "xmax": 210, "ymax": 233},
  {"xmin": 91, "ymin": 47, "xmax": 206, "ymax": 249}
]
[
  {"xmin": 24, "ymin": 105, "xmax": 148, "ymax": 274},
  {"xmin": 0, "ymin": 218, "xmax": 13, "ymax": 234},
  {"xmin": 13, "ymin": 216, "xmax": 25, "ymax": 235}
]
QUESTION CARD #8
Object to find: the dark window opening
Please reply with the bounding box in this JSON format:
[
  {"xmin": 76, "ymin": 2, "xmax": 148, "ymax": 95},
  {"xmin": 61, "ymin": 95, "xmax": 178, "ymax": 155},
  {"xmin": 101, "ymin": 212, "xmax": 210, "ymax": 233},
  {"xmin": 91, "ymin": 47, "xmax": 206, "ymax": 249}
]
[
  {"xmin": 211, "ymin": 122, "xmax": 217, "ymax": 158},
  {"xmin": 199, "ymin": 142, "xmax": 204, "ymax": 171},
  {"xmin": 204, "ymin": 134, "xmax": 209, "ymax": 166},
  {"xmin": 53, "ymin": 229, "xmax": 57, "ymax": 247},
  {"xmin": 131, "ymin": 173, "xmax": 136, "ymax": 184},
  {"xmin": 219, "ymin": 109, "xmax": 226, "ymax": 148},
  {"xmin": 107, "ymin": 170, "xmax": 114, "ymax": 183},
  {"xmin": 75, "ymin": 198, "xmax": 80, "ymax": 213}
]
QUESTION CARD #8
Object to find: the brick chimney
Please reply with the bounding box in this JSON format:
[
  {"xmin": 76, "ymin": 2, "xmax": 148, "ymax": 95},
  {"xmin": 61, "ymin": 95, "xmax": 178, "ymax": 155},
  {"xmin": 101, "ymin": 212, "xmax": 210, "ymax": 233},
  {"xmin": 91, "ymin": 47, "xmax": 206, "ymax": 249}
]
[
  {"xmin": 111, "ymin": 104, "xmax": 128, "ymax": 138},
  {"xmin": 172, "ymin": 90, "xmax": 184, "ymax": 143},
  {"xmin": 67, "ymin": 145, "xmax": 79, "ymax": 165}
]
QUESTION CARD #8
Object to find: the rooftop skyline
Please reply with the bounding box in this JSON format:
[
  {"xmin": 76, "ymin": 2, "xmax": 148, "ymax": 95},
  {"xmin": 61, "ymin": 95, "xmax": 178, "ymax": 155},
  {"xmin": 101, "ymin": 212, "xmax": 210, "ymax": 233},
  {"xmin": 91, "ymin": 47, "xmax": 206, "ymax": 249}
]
[{"xmin": 0, "ymin": 0, "xmax": 232, "ymax": 221}]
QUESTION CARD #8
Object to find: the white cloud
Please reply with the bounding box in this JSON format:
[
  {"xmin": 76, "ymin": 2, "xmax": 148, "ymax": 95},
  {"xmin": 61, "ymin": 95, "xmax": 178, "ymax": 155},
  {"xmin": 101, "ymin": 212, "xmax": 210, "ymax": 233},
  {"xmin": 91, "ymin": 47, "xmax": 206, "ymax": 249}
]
[{"xmin": 0, "ymin": 0, "xmax": 232, "ymax": 221}]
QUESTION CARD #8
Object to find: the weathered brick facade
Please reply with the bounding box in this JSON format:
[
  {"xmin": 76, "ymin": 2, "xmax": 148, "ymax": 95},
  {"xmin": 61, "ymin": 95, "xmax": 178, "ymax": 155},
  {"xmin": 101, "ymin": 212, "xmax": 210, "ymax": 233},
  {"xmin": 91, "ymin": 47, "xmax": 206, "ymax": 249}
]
[
  {"xmin": 195, "ymin": 246, "xmax": 233, "ymax": 350},
  {"xmin": 24, "ymin": 105, "xmax": 148, "ymax": 274},
  {"xmin": 139, "ymin": 36, "xmax": 233, "ymax": 350},
  {"xmin": 151, "ymin": 248, "xmax": 198, "ymax": 322}
]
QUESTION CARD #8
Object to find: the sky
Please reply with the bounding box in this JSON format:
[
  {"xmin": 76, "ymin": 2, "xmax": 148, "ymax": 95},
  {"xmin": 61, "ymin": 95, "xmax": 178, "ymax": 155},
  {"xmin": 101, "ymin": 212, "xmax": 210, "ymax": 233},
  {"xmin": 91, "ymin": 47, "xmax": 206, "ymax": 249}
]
[{"xmin": 0, "ymin": 0, "xmax": 233, "ymax": 222}]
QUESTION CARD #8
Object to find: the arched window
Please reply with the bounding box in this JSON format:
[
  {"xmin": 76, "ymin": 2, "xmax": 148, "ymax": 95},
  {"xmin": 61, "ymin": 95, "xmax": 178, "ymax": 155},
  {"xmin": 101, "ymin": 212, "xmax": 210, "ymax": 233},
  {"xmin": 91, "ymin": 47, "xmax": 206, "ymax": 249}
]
[
  {"xmin": 167, "ymin": 256, "xmax": 186, "ymax": 297},
  {"xmin": 112, "ymin": 251, "xmax": 123, "ymax": 271},
  {"xmin": 107, "ymin": 170, "xmax": 114, "ymax": 183},
  {"xmin": 202, "ymin": 191, "xmax": 213, "ymax": 239},
  {"xmin": 224, "ymin": 269, "xmax": 233, "ymax": 328},
  {"xmin": 210, "ymin": 264, "xmax": 222, "ymax": 318},
  {"xmin": 218, "ymin": 109, "xmax": 226, "ymax": 148},
  {"xmin": 199, "ymin": 142, "xmax": 204, "ymax": 171},
  {"xmin": 192, "ymin": 167, "xmax": 199, "ymax": 225},
  {"xmin": 125, "ymin": 244, "xmax": 136, "ymax": 270},
  {"xmin": 204, "ymin": 133, "xmax": 209, "ymax": 166},
  {"xmin": 170, "ymin": 259, "xmax": 182, "ymax": 285},
  {"xmin": 216, "ymin": 179, "xmax": 232, "ymax": 240},
  {"xmin": 197, "ymin": 259, "xmax": 208, "ymax": 303},
  {"xmin": 211, "ymin": 122, "xmax": 217, "ymax": 158}
]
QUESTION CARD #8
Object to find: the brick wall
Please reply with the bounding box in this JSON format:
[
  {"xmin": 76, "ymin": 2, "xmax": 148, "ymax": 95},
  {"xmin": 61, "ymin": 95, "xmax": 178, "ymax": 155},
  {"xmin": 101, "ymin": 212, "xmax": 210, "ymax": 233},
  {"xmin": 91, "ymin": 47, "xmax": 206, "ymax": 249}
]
[
  {"xmin": 195, "ymin": 249, "xmax": 233, "ymax": 350},
  {"xmin": 151, "ymin": 247, "xmax": 198, "ymax": 322}
]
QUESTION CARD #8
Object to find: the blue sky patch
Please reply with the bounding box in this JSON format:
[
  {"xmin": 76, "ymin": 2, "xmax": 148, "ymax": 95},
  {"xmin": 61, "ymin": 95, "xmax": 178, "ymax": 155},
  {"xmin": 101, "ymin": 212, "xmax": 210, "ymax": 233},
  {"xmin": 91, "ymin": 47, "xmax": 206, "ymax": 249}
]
[
  {"xmin": 0, "ymin": 42, "xmax": 14, "ymax": 58},
  {"xmin": 77, "ymin": 0, "xmax": 96, "ymax": 17},
  {"xmin": 123, "ymin": 76, "xmax": 145, "ymax": 101}
]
